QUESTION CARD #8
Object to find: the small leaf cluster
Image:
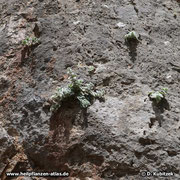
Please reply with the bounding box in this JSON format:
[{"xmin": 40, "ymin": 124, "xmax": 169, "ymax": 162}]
[
  {"xmin": 87, "ymin": 66, "xmax": 95, "ymax": 73},
  {"xmin": 148, "ymin": 88, "xmax": 168, "ymax": 104},
  {"xmin": 50, "ymin": 68, "xmax": 105, "ymax": 112},
  {"xmin": 125, "ymin": 31, "xmax": 139, "ymax": 41},
  {"xmin": 22, "ymin": 37, "xmax": 40, "ymax": 46}
]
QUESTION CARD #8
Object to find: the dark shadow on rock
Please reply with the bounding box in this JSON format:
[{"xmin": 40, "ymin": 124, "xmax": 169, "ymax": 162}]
[
  {"xmin": 33, "ymin": 23, "xmax": 41, "ymax": 38},
  {"xmin": 139, "ymin": 137, "xmax": 156, "ymax": 146},
  {"xmin": 125, "ymin": 40, "xmax": 138, "ymax": 63},
  {"xmin": 50, "ymin": 99, "xmax": 88, "ymax": 141},
  {"xmin": 20, "ymin": 43, "xmax": 40, "ymax": 66},
  {"xmin": 81, "ymin": 108, "xmax": 88, "ymax": 128},
  {"xmin": 152, "ymin": 98, "xmax": 170, "ymax": 113},
  {"xmin": 150, "ymin": 98, "xmax": 170, "ymax": 127},
  {"xmin": 176, "ymin": 0, "xmax": 180, "ymax": 6},
  {"xmin": 30, "ymin": 100, "xmax": 91, "ymax": 172},
  {"xmin": 11, "ymin": 161, "xmax": 30, "ymax": 173}
]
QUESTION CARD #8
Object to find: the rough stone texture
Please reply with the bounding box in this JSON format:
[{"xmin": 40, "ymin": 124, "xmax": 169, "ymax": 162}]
[
  {"xmin": 0, "ymin": 126, "xmax": 16, "ymax": 174},
  {"xmin": 0, "ymin": 0, "xmax": 180, "ymax": 179}
]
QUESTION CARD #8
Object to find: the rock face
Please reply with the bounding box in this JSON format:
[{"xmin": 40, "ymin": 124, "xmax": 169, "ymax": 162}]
[
  {"xmin": 0, "ymin": 127, "xmax": 16, "ymax": 174},
  {"xmin": 0, "ymin": 0, "xmax": 180, "ymax": 179}
]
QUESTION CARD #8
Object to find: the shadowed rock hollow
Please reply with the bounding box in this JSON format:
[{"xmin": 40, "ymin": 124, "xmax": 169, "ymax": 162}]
[{"xmin": 0, "ymin": 0, "xmax": 180, "ymax": 179}]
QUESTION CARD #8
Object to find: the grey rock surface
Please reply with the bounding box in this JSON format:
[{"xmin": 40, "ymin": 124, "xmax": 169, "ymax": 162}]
[
  {"xmin": 0, "ymin": 0, "xmax": 180, "ymax": 179},
  {"xmin": 0, "ymin": 127, "xmax": 16, "ymax": 174}
]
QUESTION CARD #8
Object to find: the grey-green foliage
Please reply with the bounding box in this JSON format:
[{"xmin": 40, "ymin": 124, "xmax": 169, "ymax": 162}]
[
  {"xmin": 88, "ymin": 66, "xmax": 95, "ymax": 73},
  {"xmin": 125, "ymin": 31, "xmax": 139, "ymax": 41},
  {"xmin": 50, "ymin": 68, "xmax": 105, "ymax": 112},
  {"xmin": 148, "ymin": 88, "xmax": 168, "ymax": 104},
  {"xmin": 22, "ymin": 37, "xmax": 40, "ymax": 46}
]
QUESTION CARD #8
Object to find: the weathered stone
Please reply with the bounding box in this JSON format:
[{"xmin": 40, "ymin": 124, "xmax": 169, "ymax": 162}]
[
  {"xmin": 0, "ymin": 0, "xmax": 180, "ymax": 179},
  {"xmin": 0, "ymin": 127, "xmax": 16, "ymax": 174}
]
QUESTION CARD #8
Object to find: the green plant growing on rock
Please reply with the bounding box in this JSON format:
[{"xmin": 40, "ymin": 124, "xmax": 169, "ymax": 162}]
[
  {"xmin": 21, "ymin": 36, "xmax": 40, "ymax": 63},
  {"xmin": 50, "ymin": 68, "xmax": 105, "ymax": 112},
  {"xmin": 148, "ymin": 88, "xmax": 168, "ymax": 104},
  {"xmin": 87, "ymin": 65, "xmax": 95, "ymax": 73},
  {"xmin": 22, "ymin": 36, "xmax": 40, "ymax": 46},
  {"xmin": 125, "ymin": 31, "xmax": 139, "ymax": 41}
]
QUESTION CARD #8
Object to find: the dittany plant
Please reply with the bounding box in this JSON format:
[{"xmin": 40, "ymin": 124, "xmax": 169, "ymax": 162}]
[
  {"xmin": 50, "ymin": 68, "xmax": 105, "ymax": 112},
  {"xmin": 22, "ymin": 36, "xmax": 40, "ymax": 46},
  {"xmin": 87, "ymin": 66, "xmax": 95, "ymax": 73},
  {"xmin": 125, "ymin": 31, "xmax": 139, "ymax": 41},
  {"xmin": 148, "ymin": 88, "xmax": 168, "ymax": 104}
]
